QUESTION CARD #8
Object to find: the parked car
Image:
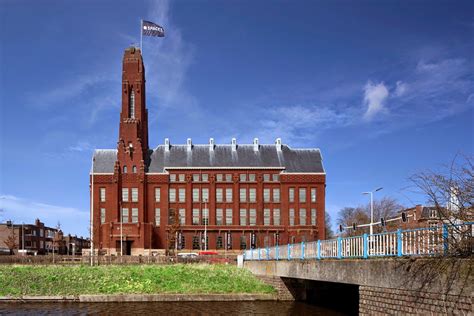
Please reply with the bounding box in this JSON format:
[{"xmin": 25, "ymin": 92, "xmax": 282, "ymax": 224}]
[{"xmin": 177, "ymin": 252, "xmax": 198, "ymax": 258}]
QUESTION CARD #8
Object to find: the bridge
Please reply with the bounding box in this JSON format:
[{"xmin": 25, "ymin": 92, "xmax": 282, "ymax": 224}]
[{"xmin": 241, "ymin": 223, "xmax": 473, "ymax": 314}]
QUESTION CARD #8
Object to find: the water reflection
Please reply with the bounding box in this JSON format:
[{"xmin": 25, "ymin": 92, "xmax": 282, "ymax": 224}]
[{"xmin": 0, "ymin": 301, "xmax": 346, "ymax": 315}]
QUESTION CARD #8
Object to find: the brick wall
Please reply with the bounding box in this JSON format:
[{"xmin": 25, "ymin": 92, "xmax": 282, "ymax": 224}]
[
  {"xmin": 359, "ymin": 285, "xmax": 472, "ymax": 315},
  {"xmin": 255, "ymin": 275, "xmax": 294, "ymax": 301}
]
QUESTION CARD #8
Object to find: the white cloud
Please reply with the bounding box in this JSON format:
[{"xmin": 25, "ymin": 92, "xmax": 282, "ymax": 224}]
[
  {"xmin": 68, "ymin": 141, "xmax": 94, "ymax": 152},
  {"xmin": 363, "ymin": 81, "xmax": 389, "ymax": 121},
  {"xmin": 394, "ymin": 81, "xmax": 407, "ymax": 97},
  {"xmin": 0, "ymin": 195, "xmax": 89, "ymax": 236}
]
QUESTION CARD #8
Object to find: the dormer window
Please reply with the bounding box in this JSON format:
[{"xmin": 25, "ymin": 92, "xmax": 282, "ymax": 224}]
[{"xmin": 129, "ymin": 90, "xmax": 135, "ymax": 118}]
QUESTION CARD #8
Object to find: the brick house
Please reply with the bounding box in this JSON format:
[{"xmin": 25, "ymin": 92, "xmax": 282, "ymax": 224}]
[{"xmin": 91, "ymin": 47, "xmax": 326, "ymax": 255}]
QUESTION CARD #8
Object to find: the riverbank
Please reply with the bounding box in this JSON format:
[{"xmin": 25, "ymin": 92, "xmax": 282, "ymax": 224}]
[{"xmin": 0, "ymin": 264, "xmax": 276, "ymax": 298}]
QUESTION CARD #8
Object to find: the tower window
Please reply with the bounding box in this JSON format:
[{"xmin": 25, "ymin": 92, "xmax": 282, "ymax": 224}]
[
  {"xmin": 123, "ymin": 166, "xmax": 127, "ymax": 173},
  {"xmin": 132, "ymin": 166, "xmax": 137, "ymax": 173},
  {"xmin": 129, "ymin": 90, "xmax": 135, "ymax": 118}
]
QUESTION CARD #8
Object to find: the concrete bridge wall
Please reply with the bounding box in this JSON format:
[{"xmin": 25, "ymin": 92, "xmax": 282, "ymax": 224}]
[{"xmin": 244, "ymin": 258, "xmax": 473, "ymax": 314}]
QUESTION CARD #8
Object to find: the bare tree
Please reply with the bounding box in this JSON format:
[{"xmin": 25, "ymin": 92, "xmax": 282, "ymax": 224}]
[
  {"xmin": 409, "ymin": 154, "xmax": 473, "ymax": 256},
  {"xmin": 167, "ymin": 208, "xmax": 181, "ymax": 256},
  {"xmin": 4, "ymin": 225, "xmax": 17, "ymax": 255},
  {"xmin": 337, "ymin": 207, "xmax": 369, "ymax": 237},
  {"xmin": 325, "ymin": 212, "xmax": 335, "ymax": 239},
  {"xmin": 337, "ymin": 197, "xmax": 404, "ymax": 236}
]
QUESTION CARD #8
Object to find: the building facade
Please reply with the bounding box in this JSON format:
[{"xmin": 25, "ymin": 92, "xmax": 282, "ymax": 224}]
[
  {"xmin": 0, "ymin": 219, "xmax": 89, "ymax": 255},
  {"xmin": 91, "ymin": 47, "xmax": 326, "ymax": 255}
]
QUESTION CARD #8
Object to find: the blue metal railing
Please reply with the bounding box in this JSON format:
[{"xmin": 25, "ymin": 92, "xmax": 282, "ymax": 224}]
[{"xmin": 243, "ymin": 222, "xmax": 473, "ymax": 261}]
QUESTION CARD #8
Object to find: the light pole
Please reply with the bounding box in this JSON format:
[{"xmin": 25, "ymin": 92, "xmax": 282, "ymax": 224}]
[
  {"xmin": 90, "ymin": 156, "xmax": 95, "ymax": 266},
  {"xmin": 120, "ymin": 204, "xmax": 123, "ymax": 258},
  {"xmin": 22, "ymin": 222, "xmax": 24, "ymax": 252},
  {"xmin": 204, "ymin": 198, "xmax": 208, "ymax": 251},
  {"xmin": 362, "ymin": 187, "xmax": 383, "ymax": 236}
]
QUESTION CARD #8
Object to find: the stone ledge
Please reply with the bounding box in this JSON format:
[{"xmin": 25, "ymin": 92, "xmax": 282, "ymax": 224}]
[{"xmin": 0, "ymin": 293, "xmax": 277, "ymax": 302}]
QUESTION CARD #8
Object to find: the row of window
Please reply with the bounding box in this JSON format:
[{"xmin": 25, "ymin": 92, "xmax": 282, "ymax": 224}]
[
  {"xmin": 101, "ymin": 207, "xmax": 316, "ymax": 227},
  {"xmin": 169, "ymin": 173, "xmax": 281, "ymax": 183},
  {"xmin": 100, "ymin": 187, "xmax": 318, "ymax": 204},
  {"xmin": 173, "ymin": 233, "xmax": 281, "ymax": 250}
]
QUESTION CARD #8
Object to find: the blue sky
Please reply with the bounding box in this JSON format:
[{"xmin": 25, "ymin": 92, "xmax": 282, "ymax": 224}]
[{"xmin": 1, "ymin": 0, "xmax": 473, "ymax": 237}]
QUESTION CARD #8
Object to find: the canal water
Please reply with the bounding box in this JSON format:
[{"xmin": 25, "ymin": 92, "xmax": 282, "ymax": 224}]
[{"xmin": 0, "ymin": 301, "xmax": 346, "ymax": 315}]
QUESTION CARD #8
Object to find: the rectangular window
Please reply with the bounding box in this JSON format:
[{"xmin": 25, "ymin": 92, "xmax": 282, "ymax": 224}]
[
  {"xmin": 179, "ymin": 208, "xmax": 186, "ymax": 225},
  {"xmin": 264, "ymin": 188, "xmax": 270, "ymax": 202},
  {"xmin": 273, "ymin": 209, "xmax": 280, "ymax": 225},
  {"xmin": 193, "ymin": 174, "xmax": 200, "ymax": 182},
  {"xmin": 202, "ymin": 174, "xmax": 209, "ymax": 182},
  {"xmin": 264, "ymin": 209, "xmax": 270, "ymax": 226},
  {"xmin": 122, "ymin": 188, "xmax": 129, "ymax": 202},
  {"xmin": 122, "ymin": 208, "xmax": 129, "ymax": 223},
  {"xmin": 272, "ymin": 174, "xmax": 279, "ymax": 182},
  {"xmin": 170, "ymin": 174, "xmax": 177, "ymax": 182},
  {"xmin": 155, "ymin": 187, "xmax": 160, "ymax": 202},
  {"xmin": 248, "ymin": 174, "xmax": 256, "ymax": 182},
  {"xmin": 249, "ymin": 188, "xmax": 256, "ymax": 202},
  {"xmin": 155, "ymin": 208, "xmax": 160, "ymax": 226},
  {"xmin": 132, "ymin": 208, "xmax": 138, "ymax": 223},
  {"xmin": 240, "ymin": 235, "xmax": 247, "ymax": 250},
  {"xmin": 239, "ymin": 174, "xmax": 247, "ymax": 182},
  {"xmin": 100, "ymin": 188, "xmax": 106, "ymax": 202},
  {"xmin": 300, "ymin": 208, "xmax": 306, "ymax": 225},
  {"xmin": 289, "ymin": 188, "xmax": 294, "ymax": 203},
  {"xmin": 202, "ymin": 207, "xmax": 209, "ymax": 225},
  {"xmin": 178, "ymin": 174, "xmax": 185, "ymax": 182},
  {"xmin": 193, "ymin": 209, "xmax": 200, "ymax": 225},
  {"xmin": 240, "ymin": 188, "xmax": 247, "ymax": 202},
  {"xmin": 226, "ymin": 208, "xmax": 233, "ymax": 225},
  {"xmin": 131, "ymin": 188, "xmax": 138, "ymax": 202},
  {"xmin": 202, "ymin": 188, "xmax": 209, "ymax": 202},
  {"xmin": 216, "ymin": 208, "xmax": 223, "ymax": 225},
  {"xmin": 311, "ymin": 188, "xmax": 317, "ymax": 202},
  {"xmin": 178, "ymin": 188, "xmax": 186, "ymax": 202},
  {"xmin": 263, "ymin": 174, "xmax": 270, "ymax": 182},
  {"xmin": 311, "ymin": 208, "xmax": 316, "ymax": 225},
  {"xmin": 225, "ymin": 174, "xmax": 232, "ymax": 182},
  {"xmin": 216, "ymin": 236, "xmax": 223, "ymax": 249},
  {"xmin": 100, "ymin": 208, "xmax": 106, "ymax": 224},
  {"xmin": 216, "ymin": 188, "xmax": 223, "ymax": 202},
  {"xmin": 169, "ymin": 188, "xmax": 176, "ymax": 202},
  {"xmin": 240, "ymin": 208, "xmax": 247, "ymax": 225},
  {"xmin": 193, "ymin": 188, "xmax": 199, "ymax": 202},
  {"xmin": 192, "ymin": 236, "xmax": 200, "ymax": 249},
  {"xmin": 226, "ymin": 188, "xmax": 233, "ymax": 202},
  {"xmin": 299, "ymin": 188, "xmax": 306, "ymax": 203},
  {"xmin": 216, "ymin": 174, "xmax": 223, "ymax": 182},
  {"xmin": 273, "ymin": 188, "xmax": 280, "ymax": 202},
  {"xmin": 249, "ymin": 209, "xmax": 256, "ymax": 226},
  {"xmin": 289, "ymin": 208, "xmax": 295, "ymax": 226}
]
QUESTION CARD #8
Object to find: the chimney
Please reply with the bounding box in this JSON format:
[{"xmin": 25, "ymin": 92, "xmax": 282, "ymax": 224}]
[
  {"xmin": 209, "ymin": 138, "xmax": 215, "ymax": 151},
  {"xmin": 164, "ymin": 138, "xmax": 170, "ymax": 151},
  {"xmin": 231, "ymin": 138, "xmax": 237, "ymax": 151},
  {"xmin": 275, "ymin": 138, "xmax": 282, "ymax": 151},
  {"xmin": 253, "ymin": 138, "xmax": 259, "ymax": 152},
  {"xmin": 187, "ymin": 138, "xmax": 192, "ymax": 151}
]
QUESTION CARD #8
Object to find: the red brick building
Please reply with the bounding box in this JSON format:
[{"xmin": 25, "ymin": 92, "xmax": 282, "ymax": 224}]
[{"xmin": 91, "ymin": 47, "xmax": 326, "ymax": 255}]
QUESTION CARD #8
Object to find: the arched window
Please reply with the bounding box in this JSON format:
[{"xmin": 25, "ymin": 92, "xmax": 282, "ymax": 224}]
[
  {"xmin": 129, "ymin": 90, "xmax": 135, "ymax": 118},
  {"xmin": 132, "ymin": 166, "xmax": 137, "ymax": 173},
  {"xmin": 123, "ymin": 166, "xmax": 127, "ymax": 173}
]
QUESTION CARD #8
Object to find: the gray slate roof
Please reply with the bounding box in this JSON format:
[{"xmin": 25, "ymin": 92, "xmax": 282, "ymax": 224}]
[{"xmin": 92, "ymin": 144, "xmax": 324, "ymax": 174}]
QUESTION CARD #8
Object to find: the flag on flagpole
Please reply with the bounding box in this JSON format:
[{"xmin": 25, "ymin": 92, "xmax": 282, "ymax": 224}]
[{"xmin": 142, "ymin": 20, "xmax": 165, "ymax": 37}]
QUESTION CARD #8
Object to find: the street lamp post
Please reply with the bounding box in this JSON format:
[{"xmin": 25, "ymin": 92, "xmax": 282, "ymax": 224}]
[
  {"xmin": 120, "ymin": 204, "xmax": 123, "ymax": 258},
  {"xmin": 204, "ymin": 198, "xmax": 208, "ymax": 251},
  {"xmin": 362, "ymin": 187, "xmax": 383, "ymax": 236},
  {"xmin": 90, "ymin": 156, "xmax": 95, "ymax": 266},
  {"xmin": 22, "ymin": 222, "xmax": 24, "ymax": 252}
]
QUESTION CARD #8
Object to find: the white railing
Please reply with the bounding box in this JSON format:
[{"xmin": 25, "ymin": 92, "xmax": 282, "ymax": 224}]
[{"xmin": 243, "ymin": 222, "xmax": 473, "ymax": 261}]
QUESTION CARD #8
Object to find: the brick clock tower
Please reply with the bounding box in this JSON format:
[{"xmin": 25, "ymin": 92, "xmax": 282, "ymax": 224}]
[{"xmin": 92, "ymin": 46, "xmax": 326, "ymax": 256}]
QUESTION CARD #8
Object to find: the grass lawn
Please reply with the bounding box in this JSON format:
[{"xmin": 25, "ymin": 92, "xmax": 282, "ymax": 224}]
[{"xmin": 0, "ymin": 264, "xmax": 275, "ymax": 297}]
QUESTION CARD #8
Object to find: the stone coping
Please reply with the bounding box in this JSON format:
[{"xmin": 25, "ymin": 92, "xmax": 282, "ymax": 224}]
[{"xmin": 0, "ymin": 293, "xmax": 277, "ymax": 302}]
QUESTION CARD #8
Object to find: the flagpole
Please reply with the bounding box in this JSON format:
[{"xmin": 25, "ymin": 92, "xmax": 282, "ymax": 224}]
[{"xmin": 140, "ymin": 19, "xmax": 143, "ymax": 52}]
